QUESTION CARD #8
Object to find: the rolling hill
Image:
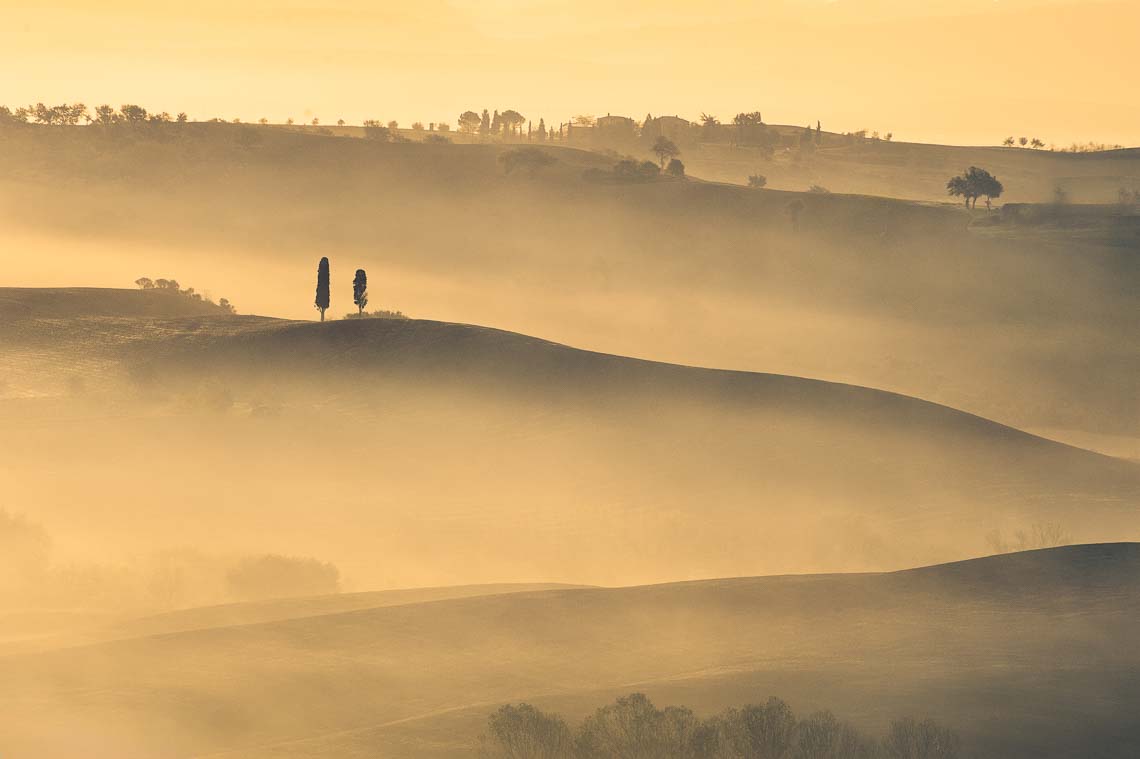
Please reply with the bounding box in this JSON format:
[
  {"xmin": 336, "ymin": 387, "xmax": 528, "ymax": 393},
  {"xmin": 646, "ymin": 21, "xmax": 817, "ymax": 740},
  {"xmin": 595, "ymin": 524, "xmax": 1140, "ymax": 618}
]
[
  {"xmin": 1, "ymin": 124, "xmax": 1135, "ymax": 455},
  {"xmin": 1, "ymin": 288, "xmax": 1136, "ymax": 591},
  {"xmin": 0, "ymin": 544, "xmax": 1136, "ymax": 758}
]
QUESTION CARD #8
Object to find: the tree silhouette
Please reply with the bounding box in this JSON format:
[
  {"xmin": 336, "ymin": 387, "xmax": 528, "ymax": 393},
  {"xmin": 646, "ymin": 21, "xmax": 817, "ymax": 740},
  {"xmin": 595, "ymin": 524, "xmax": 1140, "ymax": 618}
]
[
  {"xmin": 352, "ymin": 269, "xmax": 368, "ymax": 315},
  {"xmin": 500, "ymin": 110, "xmax": 526, "ymax": 138},
  {"xmin": 458, "ymin": 110, "xmax": 481, "ymax": 134},
  {"xmin": 315, "ymin": 257, "xmax": 330, "ymax": 321},
  {"xmin": 651, "ymin": 136, "xmax": 680, "ymax": 168},
  {"xmin": 947, "ymin": 166, "xmax": 1002, "ymax": 209},
  {"xmin": 666, "ymin": 158, "xmax": 685, "ymax": 178}
]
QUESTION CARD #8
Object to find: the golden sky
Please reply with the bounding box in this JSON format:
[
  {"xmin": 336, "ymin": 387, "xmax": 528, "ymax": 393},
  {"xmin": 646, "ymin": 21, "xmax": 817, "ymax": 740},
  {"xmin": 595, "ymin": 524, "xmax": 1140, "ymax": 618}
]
[{"xmin": 3, "ymin": 0, "xmax": 1136, "ymax": 146}]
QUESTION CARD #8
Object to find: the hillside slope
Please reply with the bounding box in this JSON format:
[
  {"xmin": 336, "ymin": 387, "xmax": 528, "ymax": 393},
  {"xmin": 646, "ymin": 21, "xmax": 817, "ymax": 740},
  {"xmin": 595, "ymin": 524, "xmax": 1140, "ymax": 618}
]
[
  {"xmin": 0, "ymin": 545, "xmax": 1136, "ymax": 759},
  {"xmin": 2, "ymin": 289, "xmax": 1136, "ymax": 590},
  {"xmin": 1, "ymin": 125, "xmax": 1134, "ymax": 451}
]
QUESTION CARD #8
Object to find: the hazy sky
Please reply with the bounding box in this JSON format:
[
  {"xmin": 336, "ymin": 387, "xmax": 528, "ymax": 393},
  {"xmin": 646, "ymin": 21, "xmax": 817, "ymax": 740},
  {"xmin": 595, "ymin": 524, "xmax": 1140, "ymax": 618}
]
[{"xmin": 3, "ymin": 0, "xmax": 1136, "ymax": 146}]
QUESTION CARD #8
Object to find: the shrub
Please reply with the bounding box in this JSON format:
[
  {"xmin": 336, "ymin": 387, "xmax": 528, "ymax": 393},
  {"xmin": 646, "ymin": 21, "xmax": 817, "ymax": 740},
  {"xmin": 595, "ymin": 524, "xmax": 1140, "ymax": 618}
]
[
  {"xmin": 666, "ymin": 158, "xmax": 685, "ymax": 178},
  {"xmin": 500, "ymin": 147, "xmax": 557, "ymax": 176},
  {"xmin": 425, "ymin": 133, "xmax": 452, "ymax": 144},
  {"xmin": 809, "ymin": 184, "xmax": 831, "ymax": 194},
  {"xmin": 748, "ymin": 174, "xmax": 768, "ymax": 189},
  {"xmin": 363, "ymin": 121, "xmax": 390, "ymax": 141},
  {"xmin": 225, "ymin": 554, "xmax": 340, "ymax": 601},
  {"xmin": 343, "ymin": 309, "xmax": 409, "ymax": 320},
  {"xmin": 611, "ymin": 159, "xmax": 660, "ymax": 182}
]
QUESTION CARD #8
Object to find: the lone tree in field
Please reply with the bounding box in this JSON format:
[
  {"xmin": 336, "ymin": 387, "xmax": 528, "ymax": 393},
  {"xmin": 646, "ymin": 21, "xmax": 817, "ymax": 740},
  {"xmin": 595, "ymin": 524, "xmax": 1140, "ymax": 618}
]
[
  {"xmin": 352, "ymin": 269, "xmax": 368, "ymax": 315},
  {"xmin": 947, "ymin": 166, "xmax": 1003, "ymax": 209},
  {"xmin": 651, "ymin": 136, "xmax": 680, "ymax": 169},
  {"xmin": 315, "ymin": 257, "xmax": 330, "ymax": 321}
]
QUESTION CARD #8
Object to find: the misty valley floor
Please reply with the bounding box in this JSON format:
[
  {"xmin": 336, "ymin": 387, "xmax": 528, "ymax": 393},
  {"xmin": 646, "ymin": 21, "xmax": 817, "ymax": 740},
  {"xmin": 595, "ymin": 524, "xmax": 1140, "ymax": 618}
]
[{"xmin": 0, "ymin": 546, "xmax": 1138, "ymax": 758}]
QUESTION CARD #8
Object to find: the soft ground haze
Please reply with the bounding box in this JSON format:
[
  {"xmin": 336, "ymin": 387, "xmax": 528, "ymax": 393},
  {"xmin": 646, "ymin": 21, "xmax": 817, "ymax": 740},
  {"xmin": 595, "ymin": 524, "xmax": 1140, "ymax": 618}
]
[
  {"xmin": 3, "ymin": 0, "xmax": 1138, "ymax": 146},
  {"xmin": 2, "ymin": 5, "xmax": 1138, "ymax": 755}
]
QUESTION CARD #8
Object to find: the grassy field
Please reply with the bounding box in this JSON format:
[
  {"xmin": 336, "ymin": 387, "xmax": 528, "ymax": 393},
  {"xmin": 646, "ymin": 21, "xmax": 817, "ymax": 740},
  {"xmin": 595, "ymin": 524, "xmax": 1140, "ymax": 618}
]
[{"xmin": 0, "ymin": 544, "xmax": 1136, "ymax": 758}]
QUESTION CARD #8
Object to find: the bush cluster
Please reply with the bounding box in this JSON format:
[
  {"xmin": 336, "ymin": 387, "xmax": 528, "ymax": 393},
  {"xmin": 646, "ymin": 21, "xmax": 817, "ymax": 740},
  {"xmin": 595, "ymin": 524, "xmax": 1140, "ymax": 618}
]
[{"xmin": 479, "ymin": 693, "xmax": 961, "ymax": 759}]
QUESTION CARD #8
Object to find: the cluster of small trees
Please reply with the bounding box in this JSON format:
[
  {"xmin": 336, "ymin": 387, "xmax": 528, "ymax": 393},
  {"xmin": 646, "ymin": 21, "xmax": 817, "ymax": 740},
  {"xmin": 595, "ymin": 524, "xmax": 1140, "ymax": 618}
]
[
  {"xmin": 314, "ymin": 258, "xmax": 372, "ymax": 321},
  {"xmin": 479, "ymin": 693, "xmax": 961, "ymax": 759},
  {"xmin": 134, "ymin": 277, "xmax": 235, "ymax": 313},
  {"xmin": 1002, "ymin": 136, "xmax": 1045, "ymax": 149},
  {"xmin": 0, "ymin": 103, "xmax": 187, "ymax": 125},
  {"xmin": 457, "ymin": 109, "xmax": 550, "ymax": 141},
  {"xmin": 946, "ymin": 167, "xmax": 1004, "ymax": 209},
  {"xmin": 584, "ymin": 155, "xmax": 684, "ymax": 184}
]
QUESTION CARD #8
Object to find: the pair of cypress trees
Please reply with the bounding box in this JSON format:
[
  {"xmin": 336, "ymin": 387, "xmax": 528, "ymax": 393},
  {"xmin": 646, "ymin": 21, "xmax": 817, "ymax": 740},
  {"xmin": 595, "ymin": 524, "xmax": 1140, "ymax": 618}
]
[{"xmin": 315, "ymin": 257, "xmax": 368, "ymax": 321}]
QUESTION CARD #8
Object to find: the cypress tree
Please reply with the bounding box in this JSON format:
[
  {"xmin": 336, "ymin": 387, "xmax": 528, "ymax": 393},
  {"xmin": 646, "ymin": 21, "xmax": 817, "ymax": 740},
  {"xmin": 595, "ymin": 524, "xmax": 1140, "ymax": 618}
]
[
  {"xmin": 352, "ymin": 269, "xmax": 368, "ymax": 315},
  {"xmin": 315, "ymin": 257, "xmax": 330, "ymax": 321}
]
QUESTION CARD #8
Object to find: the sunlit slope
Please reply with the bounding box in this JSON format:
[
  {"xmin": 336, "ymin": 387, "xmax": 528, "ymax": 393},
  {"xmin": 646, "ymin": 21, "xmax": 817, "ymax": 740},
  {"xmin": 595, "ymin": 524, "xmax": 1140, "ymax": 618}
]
[
  {"xmin": 105, "ymin": 582, "xmax": 587, "ymax": 640},
  {"xmin": 2, "ymin": 289, "xmax": 1136, "ymax": 586},
  {"xmin": 685, "ymin": 139, "xmax": 1140, "ymax": 202},
  {"xmin": 1, "ymin": 125, "xmax": 1135, "ymax": 450},
  {"xmin": 0, "ymin": 545, "xmax": 1137, "ymax": 759},
  {"xmin": 0, "ymin": 583, "xmax": 586, "ymax": 656}
]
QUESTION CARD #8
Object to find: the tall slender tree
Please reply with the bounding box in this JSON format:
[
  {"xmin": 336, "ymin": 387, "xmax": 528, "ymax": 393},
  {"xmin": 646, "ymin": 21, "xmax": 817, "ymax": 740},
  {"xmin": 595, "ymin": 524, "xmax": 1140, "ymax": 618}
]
[
  {"xmin": 315, "ymin": 257, "xmax": 330, "ymax": 321},
  {"xmin": 352, "ymin": 269, "xmax": 368, "ymax": 315}
]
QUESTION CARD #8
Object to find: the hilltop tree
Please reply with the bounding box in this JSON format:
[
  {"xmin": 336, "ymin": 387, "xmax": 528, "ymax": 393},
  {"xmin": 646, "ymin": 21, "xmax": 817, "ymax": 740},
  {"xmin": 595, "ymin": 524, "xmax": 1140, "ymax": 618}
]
[
  {"xmin": 536, "ymin": 118, "xmax": 547, "ymax": 141},
  {"xmin": 94, "ymin": 105, "xmax": 118, "ymax": 124},
  {"xmin": 700, "ymin": 112, "xmax": 720, "ymax": 140},
  {"xmin": 1003, "ymin": 136, "xmax": 1015, "ymax": 146},
  {"xmin": 732, "ymin": 111, "xmax": 764, "ymax": 144},
  {"xmin": 1030, "ymin": 137, "xmax": 1045, "ymax": 149},
  {"xmin": 315, "ymin": 257, "xmax": 330, "ymax": 321},
  {"xmin": 651, "ymin": 136, "xmax": 680, "ymax": 168},
  {"xmin": 120, "ymin": 104, "xmax": 148, "ymax": 123},
  {"xmin": 480, "ymin": 109, "xmax": 491, "ymax": 136},
  {"xmin": 666, "ymin": 158, "xmax": 685, "ymax": 178},
  {"xmin": 1019, "ymin": 136, "xmax": 1028, "ymax": 147},
  {"xmin": 500, "ymin": 109, "xmax": 526, "ymax": 138},
  {"xmin": 458, "ymin": 110, "xmax": 481, "ymax": 134},
  {"xmin": 352, "ymin": 269, "xmax": 368, "ymax": 315}
]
